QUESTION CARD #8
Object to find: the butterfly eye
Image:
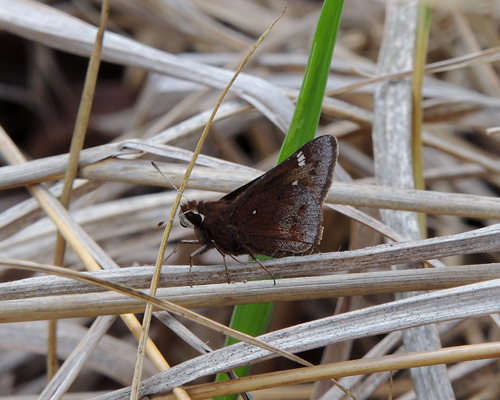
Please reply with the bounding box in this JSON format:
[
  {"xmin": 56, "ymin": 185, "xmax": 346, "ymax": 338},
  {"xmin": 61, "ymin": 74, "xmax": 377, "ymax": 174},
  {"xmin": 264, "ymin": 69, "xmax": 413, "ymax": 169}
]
[
  {"xmin": 180, "ymin": 211, "xmax": 204, "ymax": 228},
  {"xmin": 189, "ymin": 212, "xmax": 204, "ymax": 226}
]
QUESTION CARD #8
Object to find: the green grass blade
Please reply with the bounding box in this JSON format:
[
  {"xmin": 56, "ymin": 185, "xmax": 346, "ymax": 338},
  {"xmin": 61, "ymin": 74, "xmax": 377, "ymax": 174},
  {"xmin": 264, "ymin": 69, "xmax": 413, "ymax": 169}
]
[
  {"xmin": 279, "ymin": 0, "xmax": 345, "ymax": 161},
  {"xmin": 214, "ymin": 2, "xmax": 344, "ymax": 399}
]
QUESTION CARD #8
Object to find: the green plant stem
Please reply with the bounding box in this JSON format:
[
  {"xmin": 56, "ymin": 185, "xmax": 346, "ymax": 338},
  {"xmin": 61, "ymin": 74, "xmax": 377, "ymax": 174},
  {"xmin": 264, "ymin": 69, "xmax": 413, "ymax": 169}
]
[{"xmin": 215, "ymin": 1, "xmax": 345, "ymax": 399}]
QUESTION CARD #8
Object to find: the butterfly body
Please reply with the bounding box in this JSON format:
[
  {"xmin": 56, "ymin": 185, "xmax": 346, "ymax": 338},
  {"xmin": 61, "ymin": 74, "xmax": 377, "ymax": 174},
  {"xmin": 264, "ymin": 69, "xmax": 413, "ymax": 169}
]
[{"xmin": 178, "ymin": 135, "xmax": 338, "ymax": 284}]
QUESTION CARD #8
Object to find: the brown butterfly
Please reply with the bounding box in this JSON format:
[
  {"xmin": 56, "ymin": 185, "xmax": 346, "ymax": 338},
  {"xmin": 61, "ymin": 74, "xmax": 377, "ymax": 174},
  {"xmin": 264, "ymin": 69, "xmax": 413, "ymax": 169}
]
[{"xmin": 177, "ymin": 135, "xmax": 338, "ymax": 285}]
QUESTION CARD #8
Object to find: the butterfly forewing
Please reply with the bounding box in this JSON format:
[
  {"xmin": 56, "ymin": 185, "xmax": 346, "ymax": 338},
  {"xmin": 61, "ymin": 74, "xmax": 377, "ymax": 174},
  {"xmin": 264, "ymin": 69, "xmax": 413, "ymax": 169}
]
[
  {"xmin": 223, "ymin": 135, "xmax": 338, "ymax": 255},
  {"xmin": 230, "ymin": 186, "xmax": 324, "ymax": 254},
  {"xmin": 220, "ymin": 136, "xmax": 336, "ymax": 204}
]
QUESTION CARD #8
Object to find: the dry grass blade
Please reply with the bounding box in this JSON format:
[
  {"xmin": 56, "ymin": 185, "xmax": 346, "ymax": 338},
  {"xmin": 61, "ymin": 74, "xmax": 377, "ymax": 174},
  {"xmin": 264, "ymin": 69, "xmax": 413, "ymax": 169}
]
[
  {"xmin": 87, "ymin": 277, "xmax": 500, "ymax": 399},
  {"xmin": 0, "ymin": 0, "xmax": 294, "ymax": 132},
  {"xmin": 0, "ymin": 320, "xmax": 156, "ymax": 384},
  {"xmin": 80, "ymin": 158, "xmax": 500, "ymax": 218},
  {"xmin": 47, "ymin": 0, "xmax": 110, "ymax": 382},
  {"xmin": 4, "ymin": 155, "xmax": 500, "ymax": 219},
  {"xmin": 2, "ymin": 264, "xmax": 500, "ymax": 321},
  {"xmin": 38, "ymin": 315, "xmax": 117, "ymax": 399},
  {"xmin": 0, "ymin": 258, "xmax": 317, "ymax": 369},
  {"xmin": 154, "ymin": 342, "xmax": 500, "ymax": 400},
  {"xmin": 373, "ymin": 1, "xmax": 451, "ymax": 397}
]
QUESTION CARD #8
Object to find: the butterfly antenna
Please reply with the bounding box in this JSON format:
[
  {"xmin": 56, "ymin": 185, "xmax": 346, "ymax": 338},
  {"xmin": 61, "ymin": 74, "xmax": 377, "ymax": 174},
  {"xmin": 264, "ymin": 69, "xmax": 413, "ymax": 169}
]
[
  {"xmin": 157, "ymin": 218, "xmax": 175, "ymax": 228},
  {"xmin": 151, "ymin": 161, "xmax": 190, "ymax": 202}
]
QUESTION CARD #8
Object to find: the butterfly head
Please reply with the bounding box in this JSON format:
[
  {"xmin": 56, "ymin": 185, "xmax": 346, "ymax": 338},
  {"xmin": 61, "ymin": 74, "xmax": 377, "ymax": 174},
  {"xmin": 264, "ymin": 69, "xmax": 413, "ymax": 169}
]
[{"xmin": 179, "ymin": 200, "xmax": 204, "ymax": 229}]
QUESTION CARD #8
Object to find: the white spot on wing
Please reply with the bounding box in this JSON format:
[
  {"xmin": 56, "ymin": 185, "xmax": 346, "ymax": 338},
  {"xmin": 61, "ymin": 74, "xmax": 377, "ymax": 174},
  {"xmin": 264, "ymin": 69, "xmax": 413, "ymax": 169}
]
[
  {"xmin": 296, "ymin": 151, "xmax": 306, "ymax": 167},
  {"xmin": 292, "ymin": 181, "xmax": 298, "ymax": 186},
  {"xmin": 253, "ymin": 210, "xmax": 257, "ymax": 215}
]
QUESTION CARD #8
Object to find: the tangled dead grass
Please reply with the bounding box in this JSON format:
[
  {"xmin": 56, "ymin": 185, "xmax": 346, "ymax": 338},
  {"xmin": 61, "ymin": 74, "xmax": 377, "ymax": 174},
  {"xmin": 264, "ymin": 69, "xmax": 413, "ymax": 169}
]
[{"xmin": 1, "ymin": 1, "xmax": 500, "ymax": 399}]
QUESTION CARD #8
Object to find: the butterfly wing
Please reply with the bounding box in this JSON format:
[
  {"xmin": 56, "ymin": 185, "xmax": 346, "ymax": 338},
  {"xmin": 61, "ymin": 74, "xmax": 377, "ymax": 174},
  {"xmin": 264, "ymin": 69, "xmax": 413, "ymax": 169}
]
[{"xmin": 224, "ymin": 135, "xmax": 338, "ymax": 256}]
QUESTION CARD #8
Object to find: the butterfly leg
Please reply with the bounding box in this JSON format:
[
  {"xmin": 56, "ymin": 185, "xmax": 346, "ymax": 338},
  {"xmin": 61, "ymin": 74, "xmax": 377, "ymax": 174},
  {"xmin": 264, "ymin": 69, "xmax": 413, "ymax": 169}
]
[
  {"xmin": 163, "ymin": 240, "xmax": 199, "ymax": 263},
  {"xmin": 222, "ymin": 254, "xmax": 231, "ymax": 284},
  {"xmin": 242, "ymin": 245, "xmax": 276, "ymax": 285},
  {"xmin": 309, "ymin": 246, "xmax": 320, "ymax": 255},
  {"xmin": 228, "ymin": 254, "xmax": 243, "ymax": 263},
  {"xmin": 182, "ymin": 240, "xmax": 201, "ymax": 245},
  {"xmin": 211, "ymin": 242, "xmax": 232, "ymax": 284},
  {"xmin": 188, "ymin": 244, "xmax": 208, "ymax": 287}
]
